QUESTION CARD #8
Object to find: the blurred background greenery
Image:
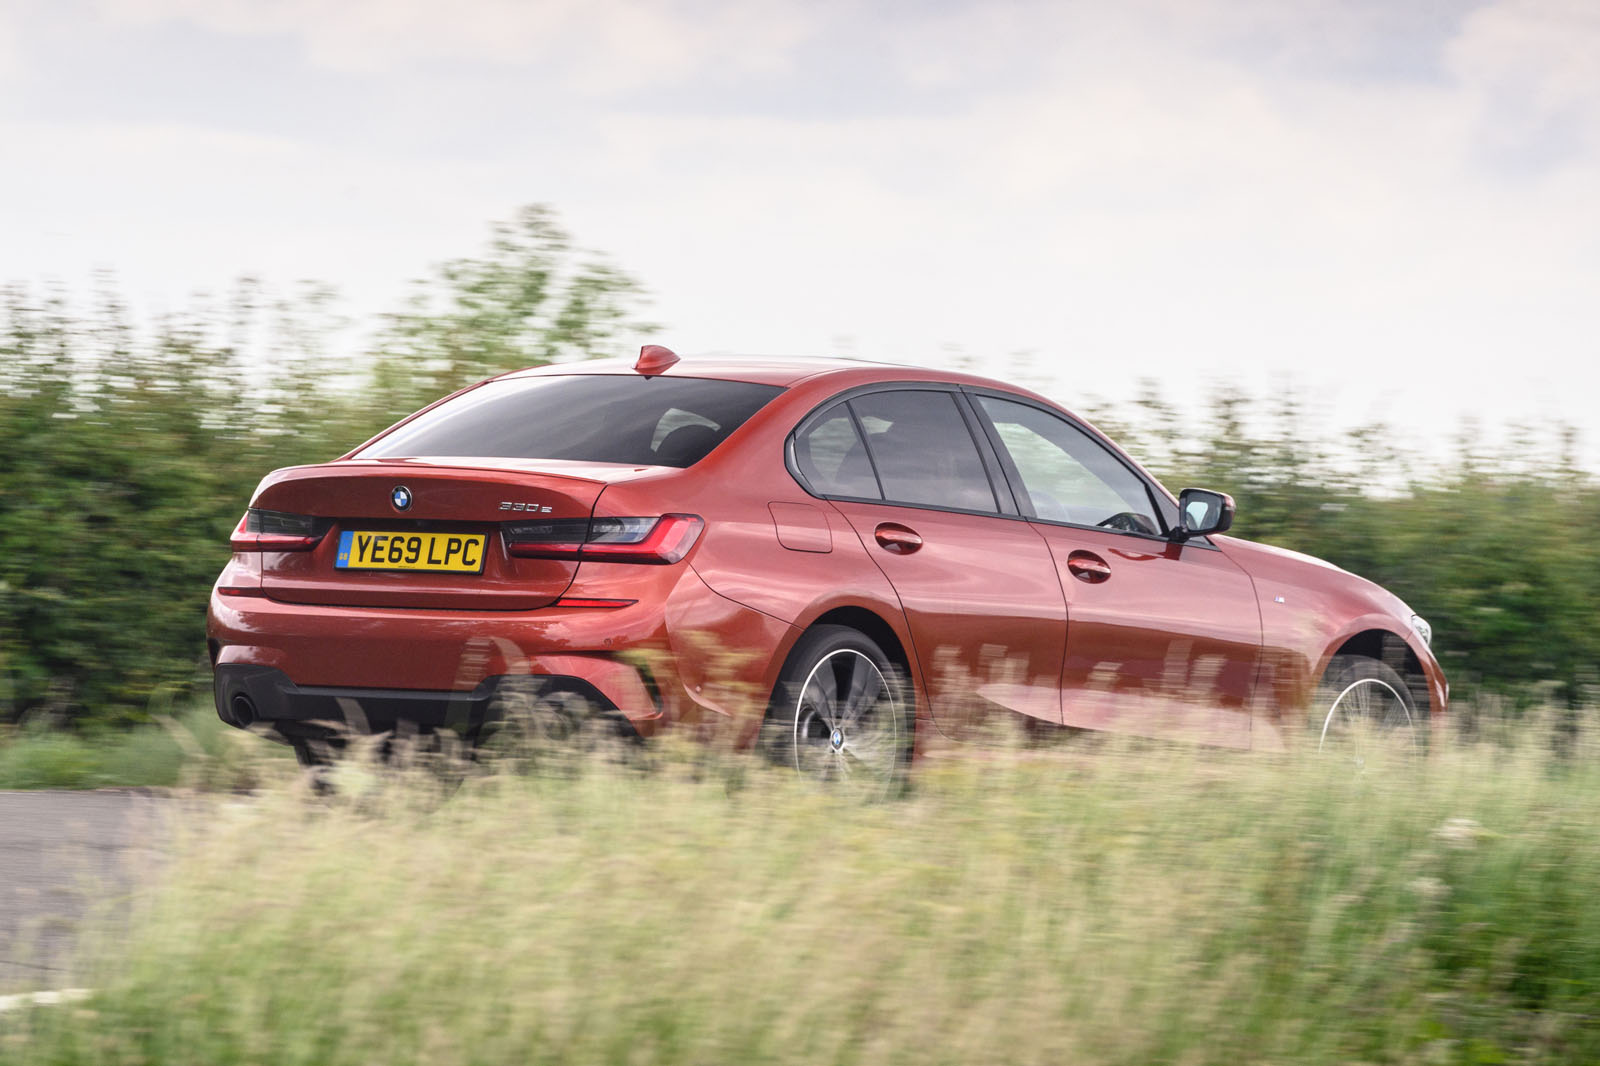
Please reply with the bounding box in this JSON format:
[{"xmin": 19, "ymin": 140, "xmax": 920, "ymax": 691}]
[{"xmin": 1, "ymin": 205, "xmax": 1595, "ymax": 732}]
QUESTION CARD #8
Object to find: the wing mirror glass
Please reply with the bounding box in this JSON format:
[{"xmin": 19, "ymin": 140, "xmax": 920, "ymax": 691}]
[{"xmin": 1176, "ymin": 488, "xmax": 1235, "ymax": 540}]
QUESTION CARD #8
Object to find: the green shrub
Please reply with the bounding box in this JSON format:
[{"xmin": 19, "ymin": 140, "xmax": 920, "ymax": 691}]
[
  {"xmin": 0, "ymin": 207, "xmax": 652, "ymax": 727},
  {"xmin": 0, "ymin": 729, "xmax": 101, "ymax": 789},
  {"xmin": 0, "ymin": 705, "xmax": 288, "ymax": 790}
]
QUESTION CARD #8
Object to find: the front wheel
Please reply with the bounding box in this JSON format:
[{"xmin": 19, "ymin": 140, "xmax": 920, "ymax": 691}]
[
  {"xmin": 766, "ymin": 625, "xmax": 911, "ymax": 797},
  {"xmin": 1313, "ymin": 654, "xmax": 1423, "ymax": 764}
]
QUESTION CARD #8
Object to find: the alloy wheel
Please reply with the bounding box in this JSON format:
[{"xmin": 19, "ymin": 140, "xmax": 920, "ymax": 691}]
[
  {"xmin": 791, "ymin": 648, "xmax": 902, "ymax": 795},
  {"xmin": 1317, "ymin": 674, "xmax": 1417, "ymax": 767}
]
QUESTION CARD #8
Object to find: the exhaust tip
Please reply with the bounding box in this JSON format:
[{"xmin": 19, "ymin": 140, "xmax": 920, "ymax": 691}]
[{"xmin": 230, "ymin": 693, "xmax": 258, "ymax": 726}]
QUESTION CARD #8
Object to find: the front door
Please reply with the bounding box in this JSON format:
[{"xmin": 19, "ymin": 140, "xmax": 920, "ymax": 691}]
[{"xmin": 970, "ymin": 394, "xmax": 1261, "ymax": 748}]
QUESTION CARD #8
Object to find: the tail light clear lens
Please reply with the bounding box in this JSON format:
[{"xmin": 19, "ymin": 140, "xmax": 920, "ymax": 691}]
[
  {"xmin": 503, "ymin": 514, "xmax": 703, "ymax": 564},
  {"xmin": 230, "ymin": 509, "xmax": 332, "ymax": 552}
]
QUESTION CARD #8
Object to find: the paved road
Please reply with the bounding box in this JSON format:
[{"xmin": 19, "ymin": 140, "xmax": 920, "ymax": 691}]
[{"xmin": 0, "ymin": 790, "xmax": 171, "ymax": 992}]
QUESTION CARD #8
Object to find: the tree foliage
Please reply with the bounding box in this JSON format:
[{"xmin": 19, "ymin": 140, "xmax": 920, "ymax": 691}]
[
  {"xmin": 0, "ymin": 208, "xmax": 652, "ymax": 725},
  {"xmin": 366, "ymin": 205, "xmax": 653, "ymax": 421},
  {"xmin": 1, "ymin": 207, "xmax": 1595, "ymax": 726}
]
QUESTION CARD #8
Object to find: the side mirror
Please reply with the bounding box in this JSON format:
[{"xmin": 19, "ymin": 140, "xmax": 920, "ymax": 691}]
[{"xmin": 1176, "ymin": 488, "xmax": 1234, "ymax": 540}]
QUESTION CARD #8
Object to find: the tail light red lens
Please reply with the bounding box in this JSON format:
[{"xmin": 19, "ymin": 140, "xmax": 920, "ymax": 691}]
[
  {"xmin": 230, "ymin": 509, "xmax": 332, "ymax": 552},
  {"xmin": 504, "ymin": 514, "xmax": 704, "ymax": 564}
]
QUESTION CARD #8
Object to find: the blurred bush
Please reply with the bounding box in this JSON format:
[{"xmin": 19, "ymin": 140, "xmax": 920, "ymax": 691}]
[
  {"xmin": 0, "ymin": 203, "xmax": 1594, "ymax": 728},
  {"xmin": 0, "ymin": 206, "xmax": 652, "ymax": 726},
  {"xmin": 1085, "ymin": 385, "xmax": 1600, "ymax": 708},
  {"xmin": 0, "ymin": 703, "xmax": 287, "ymax": 790}
]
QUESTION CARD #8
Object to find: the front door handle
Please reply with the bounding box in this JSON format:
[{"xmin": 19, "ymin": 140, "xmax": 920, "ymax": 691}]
[
  {"xmin": 1066, "ymin": 550, "xmax": 1111, "ymax": 583},
  {"xmin": 874, "ymin": 523, "xmax": 923, "ymax": 554}
]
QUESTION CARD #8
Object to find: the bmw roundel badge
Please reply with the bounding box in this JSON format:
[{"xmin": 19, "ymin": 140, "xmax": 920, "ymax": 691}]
[{"xmin": 391, "ymin": 485, "xmax": 413, "ymax": 512}]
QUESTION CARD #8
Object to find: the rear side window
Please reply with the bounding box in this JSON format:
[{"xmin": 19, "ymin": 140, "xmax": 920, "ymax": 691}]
[
  {"xmin": 356, "ymin": 376, "xmax": 783, "ymax": 467},
  {"xmin": 848, "ymin": 390, "xmax": 998, "ymax": 513},
  {"xmin": 794, "ymin": 403, "xmax": 881, "ymax": 499}
]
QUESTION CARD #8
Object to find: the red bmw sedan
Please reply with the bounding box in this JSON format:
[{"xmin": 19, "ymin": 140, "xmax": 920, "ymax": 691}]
[{"xmin": 208, "ymin": 346, "xmax": 1446, "ymax": 784}]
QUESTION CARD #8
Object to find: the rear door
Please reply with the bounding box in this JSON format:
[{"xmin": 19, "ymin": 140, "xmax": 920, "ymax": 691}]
[
  {"xmin": 793, "ymin": 388, "xmax": 1067, "ymax": 737},
  {"xmin": 969, "ymin": 393, "xmax": 1261, "ymax": 748}
]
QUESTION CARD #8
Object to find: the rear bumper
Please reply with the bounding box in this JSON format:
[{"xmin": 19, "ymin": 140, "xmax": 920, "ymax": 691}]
[
  {"xmin": 214, "ymin": 663, "xmax": 639, "ymax": 743},
  {"xmin": 206, "ymin": 568, "xmax": 796, "ymax": 739},
  {"xmin": 209, "ymin": 590, "xmax": 669, "ymax": 720}
]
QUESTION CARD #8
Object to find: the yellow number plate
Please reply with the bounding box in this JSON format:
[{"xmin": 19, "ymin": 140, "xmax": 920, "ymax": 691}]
[{"xmin": 335, "ymin": 530, "xmax": 487, "ymax": 573}]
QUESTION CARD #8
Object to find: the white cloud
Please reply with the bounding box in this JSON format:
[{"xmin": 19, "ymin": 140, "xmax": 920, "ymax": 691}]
[
  {"xmin": 1451, "ymin": 0, "xmax": 1600, "ymax": 111},
  {"xmin": 0, "ymin": 6, "xmax": 20, "ymax": 80},
  {"xmin": 0, "ymin": 117, "xmax": 511, "ymax": 321},
  {"xmin": 1448, "ymin": 0, "xmax": 1600, "ymax": 155},
  {"xmin": 92, "ymin": 0, "xmax": 819, "ymax": 86},
  {"xmin": 9, "ymin": 0, "xmax": 1600, "ymax": 464},
  {"xmin": 543, "ymin": 1, "xmax": 1600, "ymax": 449}
]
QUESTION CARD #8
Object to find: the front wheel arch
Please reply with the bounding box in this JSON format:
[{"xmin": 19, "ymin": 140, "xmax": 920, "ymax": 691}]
[
  {"xmin": 1320, "ymin": 627, "xmax": 1434, "ymax": 717},
  {"xmin": 1313, "ymin": 652, "xmax": 1427, "ymax": 756}
]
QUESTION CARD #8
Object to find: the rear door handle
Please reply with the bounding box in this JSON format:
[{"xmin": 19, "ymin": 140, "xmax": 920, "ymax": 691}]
[
  {"xmin": 873, "ymin": 523, "xmax": 923, "ymax": 554},
  {"xmin": 1066, "ymin": 550, "xmax": 1111, "ymax": 583}
]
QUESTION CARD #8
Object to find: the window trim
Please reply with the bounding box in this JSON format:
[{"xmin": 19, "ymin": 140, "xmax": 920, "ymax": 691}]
[{"xmin": 784, "ymin": 382, "xmax": 1020, "ymax": 519}]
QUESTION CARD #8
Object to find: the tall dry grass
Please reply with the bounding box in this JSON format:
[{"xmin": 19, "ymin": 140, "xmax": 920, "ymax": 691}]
[{"xmin": 8, "ymin": 712, "xmax": 1600, "ymax": 1065}]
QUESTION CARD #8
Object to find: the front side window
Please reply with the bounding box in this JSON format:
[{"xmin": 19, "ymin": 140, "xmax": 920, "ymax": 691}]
[
  {"xmin": 848, "ymin": 390, "xmax": 998, "ymax": 513},
  {"xmin": 356, "ymin": 375, "xmax": 783, "ymax": 468},
  {"xmin": 976, "ymin": 395, "xmax": 1162, "ymax": 535}
]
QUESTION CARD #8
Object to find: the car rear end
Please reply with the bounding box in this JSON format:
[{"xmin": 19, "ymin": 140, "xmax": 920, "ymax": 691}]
[{"xmin": 207, "ymin": 368, "xmax": 784, "ymax": 750}]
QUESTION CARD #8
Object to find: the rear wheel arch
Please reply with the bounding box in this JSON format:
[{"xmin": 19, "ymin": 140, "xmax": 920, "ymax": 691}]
[
  {"xmin": 804, "ymin": 606, "xmax": 913, "ymax": 679},
  {"xmin": 765, "ymin": 604, "xmax": 923, "ymax": 736}
]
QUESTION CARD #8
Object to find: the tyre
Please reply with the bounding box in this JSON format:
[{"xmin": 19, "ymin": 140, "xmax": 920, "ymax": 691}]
[
  {"xmin": 766, "ymin": 625, "xmax": 911, "ymax": 796},
  {"xmin": 1313, "ymin": 654, "xmax": 1424, "ymax": 763}
]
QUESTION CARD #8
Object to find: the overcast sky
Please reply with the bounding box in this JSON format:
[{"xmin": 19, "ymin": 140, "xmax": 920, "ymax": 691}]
[{"xmin": 3, "ymin": 0, "xmax": 1597, "ymax": 464}]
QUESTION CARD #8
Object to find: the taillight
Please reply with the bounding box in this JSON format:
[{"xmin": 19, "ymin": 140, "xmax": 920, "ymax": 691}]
[
  {"xmin": 503, "ymin": 514, "xmax": 704, "ymax": 564},
  {"xmin": 230, "ymin": 509, "xmax": 332, "ymax": 552}
]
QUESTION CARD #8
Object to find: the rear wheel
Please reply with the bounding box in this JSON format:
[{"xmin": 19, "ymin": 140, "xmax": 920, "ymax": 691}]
[
  {"xmin": 766, "ymin": 625, "xmax": 911, "ymax": 797},
  {"xmin": 473, "ymin": 685, "xmax": 619, "ymax": 776},
  {"xmin": 1314, "ymin": 654, "xmax": 1423, "ymax": 764}
]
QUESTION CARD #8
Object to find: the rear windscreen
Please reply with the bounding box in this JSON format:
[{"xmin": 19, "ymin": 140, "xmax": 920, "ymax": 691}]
[{"xmin": 355, "ymin": 375, "xmax": 784, "ymax": 468}]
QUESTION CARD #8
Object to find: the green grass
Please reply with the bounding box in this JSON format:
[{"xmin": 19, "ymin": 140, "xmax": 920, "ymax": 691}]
[
  {"xmin": 7, "ymin": 717, "xmax": 1600, "ymax": 1065},
  {"xmin": 0, "ymin": 705, "xmax": 288, "ymax": 790}
]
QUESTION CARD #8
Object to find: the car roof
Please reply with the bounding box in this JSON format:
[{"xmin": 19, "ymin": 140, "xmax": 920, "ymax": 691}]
[
  {"xmin": 487, "ymin": 353, "xmax": 1171, "ymax": 504},
  {"xmin": 502, "ymin": 354, "xmax": 1035, "ymax": 392}
]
